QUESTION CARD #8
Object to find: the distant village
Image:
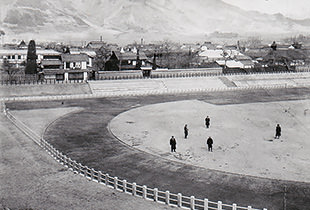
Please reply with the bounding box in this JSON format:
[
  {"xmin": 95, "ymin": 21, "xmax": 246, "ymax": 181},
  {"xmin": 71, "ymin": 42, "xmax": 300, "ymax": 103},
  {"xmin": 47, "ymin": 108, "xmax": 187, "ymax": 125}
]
[{"xmin": 1, "ymin": 35, "xmax": 310, "ymax": 82}]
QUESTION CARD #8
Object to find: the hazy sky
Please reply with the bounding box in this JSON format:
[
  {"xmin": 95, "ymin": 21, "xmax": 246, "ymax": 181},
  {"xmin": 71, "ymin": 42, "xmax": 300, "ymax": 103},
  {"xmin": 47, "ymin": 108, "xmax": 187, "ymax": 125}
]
[{"xmin": 223, "ymin": 0, "xmax": 310, "ymax": 19}]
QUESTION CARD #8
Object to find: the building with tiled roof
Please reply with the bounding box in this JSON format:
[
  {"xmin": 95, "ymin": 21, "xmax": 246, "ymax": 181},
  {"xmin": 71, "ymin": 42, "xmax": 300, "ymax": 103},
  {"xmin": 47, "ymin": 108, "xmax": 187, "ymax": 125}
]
[{"xmin": 105, "ymin": 50, "xmax": 150, "ymax": 71}]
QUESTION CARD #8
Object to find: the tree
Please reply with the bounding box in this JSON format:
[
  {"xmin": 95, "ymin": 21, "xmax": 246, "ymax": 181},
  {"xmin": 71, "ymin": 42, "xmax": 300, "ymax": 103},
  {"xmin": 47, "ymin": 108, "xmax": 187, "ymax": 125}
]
[
  {"xmin": 62, "ymin": 46, "xmax": 70, "ymax": 54},
  {"xmin": 135, "ymin": 49, "xmax": 142, "ymax": 70},
  {"xmin": 0, "ymin": 30, "xmax": 5, "ymax": 45},
  {"xmin": 292, "ymin": 42, "xmax": 302, "ymax": 49},
  {"xmin": 271, "ymin": 41, "xmax": 277, "ymax": 51},
  {"xmin": 1, "ymin": 58, "xmax": 20, "ymax": 82},
  {"xmin": 93, "ymin": 46, "xmax": 110, "ymax": 71},
  {"xmin": 25, "ymin": 40, "xmax": 37, "ymax": 74}
]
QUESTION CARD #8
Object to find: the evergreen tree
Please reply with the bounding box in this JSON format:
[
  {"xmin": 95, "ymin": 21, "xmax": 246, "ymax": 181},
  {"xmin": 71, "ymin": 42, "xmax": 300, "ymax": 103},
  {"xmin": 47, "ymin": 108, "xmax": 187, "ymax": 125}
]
[{"xmin": 25, "ymin": 40, "xmax": 37, "ymax": 74}]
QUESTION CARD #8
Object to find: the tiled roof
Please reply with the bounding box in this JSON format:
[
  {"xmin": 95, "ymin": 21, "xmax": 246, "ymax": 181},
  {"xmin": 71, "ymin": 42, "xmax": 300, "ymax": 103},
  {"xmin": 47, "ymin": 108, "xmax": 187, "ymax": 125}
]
[
  {"xmin": 264, "ymin": 49, "xmax": 307, "ymax": 61},
  {"xmin": 43, "ymin": 69, "xmax": 65, "ymax": 74},
  {"xmin": 61, "ymin": 54, "xmax": 89, "ymax": 62},
  {"xmin": 239, "ymin": 60, "xmax": 254, "ymax": 66},
  {"xmin": 70, "ymin": 50, "xmax": 96, "ymax": 57},
  {"xmin": 114, "ymin": 51, "xmax": 148, "ymax": 60},
  {"xmin": 234, "ymin": 54, "xmax": 252, "ymax": 61},
  {"xmin": 41, "ymin": 60, "xmax": 62, "ymax": 66},
  {"xmin": 0, "ymin": 49, "xmax": 61, "ymax": 56},
  {"xmin": 225, "ymin": 60, "xmax": 244, "ymax": 68}
]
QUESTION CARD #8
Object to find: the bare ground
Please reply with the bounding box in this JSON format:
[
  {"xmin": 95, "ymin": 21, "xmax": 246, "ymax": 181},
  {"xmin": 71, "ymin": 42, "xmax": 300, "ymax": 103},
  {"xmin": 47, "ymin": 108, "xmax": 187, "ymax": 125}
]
[{"xmin": 0, "ymin": 109, "xmax": 179, "ymax": 210}]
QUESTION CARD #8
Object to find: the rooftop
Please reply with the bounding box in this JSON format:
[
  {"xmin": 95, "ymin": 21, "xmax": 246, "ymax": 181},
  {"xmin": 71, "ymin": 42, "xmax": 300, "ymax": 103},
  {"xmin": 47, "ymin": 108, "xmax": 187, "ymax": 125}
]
[
  {"xmin": 61, "ymin": 54, "xmax": 89, "ymax": 62},
  {"xmin": 114, "ymin": 51, "xmax": 148, "ymax": 60},
  {"xmin": 0, "ymin": 49, "xmax": 61, "ymax": 55},
  {"xmin": 41, "ymin": 60, "xmax": 63, "ymax": 66}
]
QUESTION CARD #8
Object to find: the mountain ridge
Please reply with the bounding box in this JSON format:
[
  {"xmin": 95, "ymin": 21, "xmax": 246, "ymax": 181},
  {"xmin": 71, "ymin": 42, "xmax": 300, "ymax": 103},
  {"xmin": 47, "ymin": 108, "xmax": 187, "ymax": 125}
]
[{"xmin": 1, "ymin": 0, "xmax": 310, "ymax": 43}]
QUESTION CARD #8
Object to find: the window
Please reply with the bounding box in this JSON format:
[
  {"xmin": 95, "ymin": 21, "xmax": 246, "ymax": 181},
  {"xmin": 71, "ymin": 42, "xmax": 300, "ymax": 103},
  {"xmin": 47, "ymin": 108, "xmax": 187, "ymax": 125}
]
[
  {"xmin": 66, "ymin": 62, "xmax": 70, "ymax": 69},
  {"xmin": 18, "ymin": 55, "xmax": 21, "ymax": 59}
]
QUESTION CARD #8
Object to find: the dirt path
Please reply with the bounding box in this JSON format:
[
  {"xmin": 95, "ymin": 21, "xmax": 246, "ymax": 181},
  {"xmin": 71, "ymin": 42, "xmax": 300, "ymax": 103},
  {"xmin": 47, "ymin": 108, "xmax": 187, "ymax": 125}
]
[
  {"xmin": 30, "ymin": 88, "xmax": 310, "ymax": 210},
  {"xmin": 6, "ymin": 87, "xmax": 310, "ymax": 210},
  {"xmin": 0, "ymin": 107, "xmax": 178, "ymax": 210}
]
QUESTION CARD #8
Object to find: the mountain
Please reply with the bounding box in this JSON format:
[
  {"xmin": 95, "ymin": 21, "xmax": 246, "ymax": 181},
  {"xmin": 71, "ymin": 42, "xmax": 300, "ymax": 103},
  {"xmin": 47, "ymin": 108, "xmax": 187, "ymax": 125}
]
[{"xmin": 1, "ymin": 0, "xmax": 310, "ymax": 43}]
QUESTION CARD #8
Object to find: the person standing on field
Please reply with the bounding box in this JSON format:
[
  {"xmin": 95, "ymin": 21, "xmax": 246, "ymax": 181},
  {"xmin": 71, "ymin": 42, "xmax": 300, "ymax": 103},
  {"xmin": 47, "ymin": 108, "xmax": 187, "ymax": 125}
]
[
  {"xmin": 170, "ymin": 136, "xmax": 177, "ymax": 152},
  {"xmin": 207, "ymin": 136, "xmax": 213, "ymax": 152},
  {"xmin": 184, "ymin": 124, "xmax": 189, "ymax": 139},
  {"xmin": 275, "ymin": 124, "xmax": 281, "ymax": 139},
  {"xmin": 205, "ymin": 116, "xmax": 210, "ymax": 128}
]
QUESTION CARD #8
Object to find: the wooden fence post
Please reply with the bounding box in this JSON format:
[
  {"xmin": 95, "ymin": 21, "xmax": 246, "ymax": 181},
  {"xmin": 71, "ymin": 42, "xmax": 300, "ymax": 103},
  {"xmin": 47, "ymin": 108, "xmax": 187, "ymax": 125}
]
[
  {"xmin": 105, "ymin": 173, "xmax": 109, "ymax": 185},
  {"xmin": 78, "ymin": 163, "xmax": 82, "ymax": 174},
  {"xmin": 204, "ymin": 198, "xmax": 209, "ymax": 210},
  {"xmin": 132, "ymin": 182, "xmax": 137, "ymax": 196},
  {"xmin": 165, "ymin": 191, "xmax": 170, "ymax": 205},
  {"xmin": 154, "ymin": 188, "xmax": 158, "ymax": 202},
  {"xmin": 72, "ymin": 160, "xmax": 77, "ymax": 172},
  {"xmin": 123, "ymin": 180, "xmax": 127, "ymax": 192},
  {"xmin": 142, "ymin": 185, "xmax": 147, "ymax": 199},
  {"xmin": 91, "ymin": 168, "xmax": 94, "ymax": 180},
  {"xmin": 190, "ymin": 196, "xmax": 195, "ymax": 210},
  {"xmin": 217, "ymin": 201, "xmax": 222, "ymax": 210},
  {"xmin": 98, "ymin": 171, "xmax": 102, "ymax": 183},
  {"xmin": 177, "ymin": 193, "xmax": 182, "ymax": 207},
  {"xmin": 232, "ymin": 203, "xmax": 237, "ymax": 210},
  {"xmin": 114, "ymin": 177, "xmax": 118, "ymax": 189},
  {"xmin": 84, "ymin": 167, "xmax": 88, "ymax": 178}
]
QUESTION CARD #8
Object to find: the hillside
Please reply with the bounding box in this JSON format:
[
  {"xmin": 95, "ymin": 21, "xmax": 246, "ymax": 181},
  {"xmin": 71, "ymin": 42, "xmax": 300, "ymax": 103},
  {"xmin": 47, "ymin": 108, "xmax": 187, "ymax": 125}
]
[{"xmin": 1, "ymin": 0, "xmax": 310, "ymax": 43}]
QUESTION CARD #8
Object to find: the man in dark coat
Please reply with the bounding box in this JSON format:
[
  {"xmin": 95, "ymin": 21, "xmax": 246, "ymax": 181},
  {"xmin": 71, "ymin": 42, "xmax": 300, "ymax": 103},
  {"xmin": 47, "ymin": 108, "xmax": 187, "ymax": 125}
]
[
  {"xmin": 275, "ymin": 124, "xmax": 281, "ymax": 139},
  {"xmin": 170, "ymin": 136, "xmax": 176, "ymax": 152},
  {"xmin": 207, "ymin": 136, "xmax": 213, "ymax": 152},
  {"xmin": 184, "ymin": 124, "xmax": 189, "ymax": 139},
  {"xmin": 205, "ymin": 116, "xmax": 210, "ymax": 128}
]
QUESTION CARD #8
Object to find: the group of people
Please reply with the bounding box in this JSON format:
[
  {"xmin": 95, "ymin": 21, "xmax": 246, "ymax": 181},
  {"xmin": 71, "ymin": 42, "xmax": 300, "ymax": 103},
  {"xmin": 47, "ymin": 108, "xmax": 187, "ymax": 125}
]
[
  {"xmin": 170, "ymin": 115, "xmax": 282, "ymax": 153},
  {"xmin": 170, "ymin": 116, "xmax": 213, "ymax": 153}
]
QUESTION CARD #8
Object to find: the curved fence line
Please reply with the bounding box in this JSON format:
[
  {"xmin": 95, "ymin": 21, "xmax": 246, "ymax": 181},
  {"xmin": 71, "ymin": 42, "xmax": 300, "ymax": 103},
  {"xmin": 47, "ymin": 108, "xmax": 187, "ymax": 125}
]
[
  {"xmin": 2, "ymin": 82, "xmax": 310, "ymax": 102},
  {"xmin": 2, "ymin": 103, "xmax": 267, "ymax": 210}
]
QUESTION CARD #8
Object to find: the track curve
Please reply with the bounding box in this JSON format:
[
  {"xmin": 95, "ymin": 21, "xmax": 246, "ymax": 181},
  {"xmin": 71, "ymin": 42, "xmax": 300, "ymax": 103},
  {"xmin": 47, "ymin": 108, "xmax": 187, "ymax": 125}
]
[{"xmin": 40, "ymin": 88, "xmax": 310, "ymax": 210}]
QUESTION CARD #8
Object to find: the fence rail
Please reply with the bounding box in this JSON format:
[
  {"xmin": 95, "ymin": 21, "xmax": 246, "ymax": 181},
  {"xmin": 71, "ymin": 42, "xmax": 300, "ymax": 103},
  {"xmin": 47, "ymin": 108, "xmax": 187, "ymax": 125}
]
[
  {"xmin": 97, "ymin": 69, "xmax": 310, "ymax": 80},
  {"xmin": 2, "ymin": 69, "xmax": 310, "ymax": 85},
  {"xmin": 2, "ymin": 102, "xmax": 267, "ymax": 210},
  {"xmin": 0, "ymin": 79, "xmax": 85, "ymax": 85}
]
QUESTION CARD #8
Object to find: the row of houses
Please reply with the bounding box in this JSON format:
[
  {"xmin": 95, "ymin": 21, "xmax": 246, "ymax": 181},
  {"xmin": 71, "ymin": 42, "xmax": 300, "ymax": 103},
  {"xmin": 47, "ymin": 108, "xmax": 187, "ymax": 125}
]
[
  {"xmin": 1, "ymin": 39, "xmax": 310, "ymax": 81},
  {"xmin": 0, "ymin": 46, "xmax": 152, "ymax": 81}
]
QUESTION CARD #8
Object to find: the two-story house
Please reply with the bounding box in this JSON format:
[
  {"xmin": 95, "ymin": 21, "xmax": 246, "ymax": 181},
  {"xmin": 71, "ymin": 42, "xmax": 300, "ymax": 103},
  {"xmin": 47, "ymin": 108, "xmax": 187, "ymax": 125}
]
[{"xmin": 61, "ymin": 54, "xmax": 90, "ymax": 81}]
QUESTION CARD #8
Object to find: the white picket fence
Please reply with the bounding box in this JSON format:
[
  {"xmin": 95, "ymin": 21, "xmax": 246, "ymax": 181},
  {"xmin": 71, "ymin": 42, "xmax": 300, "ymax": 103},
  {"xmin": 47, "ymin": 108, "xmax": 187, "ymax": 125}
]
[{"xmin": 2, "ymin": 103, "xmax": 267, "ymax": 210}]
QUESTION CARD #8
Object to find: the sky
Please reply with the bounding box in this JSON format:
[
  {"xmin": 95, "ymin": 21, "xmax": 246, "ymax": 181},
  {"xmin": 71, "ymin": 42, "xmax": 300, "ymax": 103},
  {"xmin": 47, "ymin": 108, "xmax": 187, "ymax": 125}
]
[{"xmin": 223, "ymin": 0, "xmax": 310, "ymax": 19}]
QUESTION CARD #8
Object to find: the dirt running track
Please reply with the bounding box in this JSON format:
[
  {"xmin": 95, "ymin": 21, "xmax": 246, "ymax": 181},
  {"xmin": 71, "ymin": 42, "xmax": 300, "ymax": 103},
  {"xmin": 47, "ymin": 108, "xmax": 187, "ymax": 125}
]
[
  {"xmin": 0, "ymin": 105, "xmax": 179, "ymax": 210},
  {"xmin": 6, "ymin": 88, "xmax": 310, "ymax": 210}
]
